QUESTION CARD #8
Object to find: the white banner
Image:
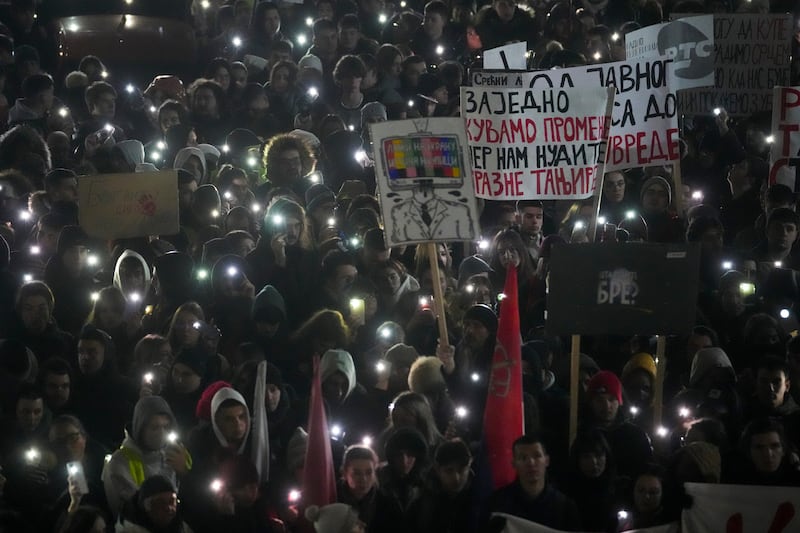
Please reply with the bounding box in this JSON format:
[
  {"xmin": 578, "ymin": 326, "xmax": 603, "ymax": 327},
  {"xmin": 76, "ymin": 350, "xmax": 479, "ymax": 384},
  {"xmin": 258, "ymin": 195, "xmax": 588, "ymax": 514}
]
[
  {"xmin": 625, "ymin": 15, "xmax": 714, "ymax": 90},
  {"xmin": 470, "ymin": 59, "xmax": 678, "ymax": 173},
  {"xmin": 492, "ymin": 513, "xmax": 678, "ymax": 533},
  {"xmin": 769, "ymin": 86, "xmax": 800, "ymax": 190},
  {"xmin": 484, "ymin": 42, "xmax": 527, "ymax": 70},
  {"xmin": 461, "ymin": 86, "xmax": 614, "ymax": 200},
  {"xmin": 683, "ymin": 483, "xmax": 800, "ymax": 533},
  {"xmin": 674, "ymin": 13, "xmax": 792, "ymax": 117}
]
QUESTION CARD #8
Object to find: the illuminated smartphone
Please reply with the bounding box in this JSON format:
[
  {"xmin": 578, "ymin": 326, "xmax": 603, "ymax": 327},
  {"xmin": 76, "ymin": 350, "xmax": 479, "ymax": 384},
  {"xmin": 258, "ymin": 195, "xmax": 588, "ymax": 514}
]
[{"xmin": 66, "ymin": 462, "xmax": 89, "ymax": 494}]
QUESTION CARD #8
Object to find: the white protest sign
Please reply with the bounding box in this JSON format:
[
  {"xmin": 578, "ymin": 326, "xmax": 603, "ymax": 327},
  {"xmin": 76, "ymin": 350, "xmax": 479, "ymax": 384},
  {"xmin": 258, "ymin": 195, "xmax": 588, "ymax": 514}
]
[
  {"xmin": 461, "ymin": 85, "xmax": 613, "ymax": 200},
  {"xmin": 769, "ymin": 86, "xmax": 800, "ymax": 190},
  {"xmin": 675, "ymin": 13, "xmax": 792, "ymax": 117},
  {"xmin": 483, "ymin": 42, "xmax": 527, "ymax": 70},
  {"xmin": 683, "ymin": 483, "xmax": 800, "ymax": 532},
  {"xmin": 625, "ymin": 15, "xmax": 714, "ymax": 90},
  {"xmin": 370, "ymin": 118, "xmax": 481, "ymax": 246},
  {"xmin": 492, "ymin": 513, "xmax": 678, "ymax": 533},
  {"xmin": 470, "ymin": 58, "xmax": 678, "ymax": 173},
  {"xmin": 78, "ymin": 171, "xmax": 180, "ymax": 239}
]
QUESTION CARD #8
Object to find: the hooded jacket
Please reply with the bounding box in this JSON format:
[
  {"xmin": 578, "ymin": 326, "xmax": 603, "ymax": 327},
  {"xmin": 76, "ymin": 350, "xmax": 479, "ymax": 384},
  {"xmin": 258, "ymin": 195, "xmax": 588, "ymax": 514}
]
[
  {"xmin": 173, "ymin": 147, "xmax": 207, "ymax": 184},
  {"xmin": 689, "ymin": 347, "xmax": 735, "ymax": 388},
  {"xmin": 113, "ymin": 250, "xmax": 152, "ymax": 296},
  {"xmin": 210, "ymin": 387, "xmax": 252, "ymax": 455},
  {"xmin": 320, "ymin": 349, "xmax": 357, "ymax": 400},
  {"xmin": 102, "ymin": 396, "xmax": 180, "ymax": 516}
]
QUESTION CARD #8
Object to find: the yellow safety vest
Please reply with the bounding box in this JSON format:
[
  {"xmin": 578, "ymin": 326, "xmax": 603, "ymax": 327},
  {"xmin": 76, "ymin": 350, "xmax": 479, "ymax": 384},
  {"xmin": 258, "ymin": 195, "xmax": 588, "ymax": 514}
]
[{"xmin": 119, "ymin": 446, "xmax": 192, "ymax": 486}]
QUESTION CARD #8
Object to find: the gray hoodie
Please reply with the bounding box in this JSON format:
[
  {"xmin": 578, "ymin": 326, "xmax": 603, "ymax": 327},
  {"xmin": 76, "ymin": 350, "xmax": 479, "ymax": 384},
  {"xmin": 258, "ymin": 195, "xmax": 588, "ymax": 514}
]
[
  {"xmin": 113, "ymin": 249, "xmax": 152, "ymax": 301},
  {"xmin": 102, "ymin": 396, "xmax": 178, "ymax": 516}
]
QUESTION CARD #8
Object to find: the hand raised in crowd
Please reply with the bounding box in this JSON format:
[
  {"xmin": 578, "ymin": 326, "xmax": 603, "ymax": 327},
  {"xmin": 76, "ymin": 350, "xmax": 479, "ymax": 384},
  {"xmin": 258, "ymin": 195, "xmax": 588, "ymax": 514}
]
[
  {"xmin": 164, "ymin": 444, "xmax": 190, "ymax": 477},
  {"xmin": 437, "ymin": 341, "xmax": 456, "ymax": 374},
  {"xmin": 271, "ymin": 232, "xmax": 287, "ymax": 268}
]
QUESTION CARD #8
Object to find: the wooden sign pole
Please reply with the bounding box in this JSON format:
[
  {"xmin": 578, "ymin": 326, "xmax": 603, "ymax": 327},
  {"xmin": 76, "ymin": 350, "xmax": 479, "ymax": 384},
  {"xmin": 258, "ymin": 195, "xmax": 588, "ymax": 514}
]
[
  {"xmin": 569, "ymin": 334, "xmax": 581, "ymax": 446},
  {"xmin": 426, "ymin": 242, "xmax": 449, "ymax": 346},
  {"xmin": 653, "ymin": 335, "xmax": 667, "ymax": 427},
  {"xmin": 672, "ymin": 159, "xmax": 685, "ymax": 217}
]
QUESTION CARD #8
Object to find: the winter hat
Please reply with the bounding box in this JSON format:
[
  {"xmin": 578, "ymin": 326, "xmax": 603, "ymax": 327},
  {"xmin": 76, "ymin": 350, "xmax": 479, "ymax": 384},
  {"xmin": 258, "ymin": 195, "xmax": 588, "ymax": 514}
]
[
  {"xmin": 386, "ymin": 343, "xmax": 419, "ymax": 369},
  {"xmin": 252, "ymin": 285, "xmax": 286, "ymax": 323},
  {"xmin": 298, "ymin": 54, "xmax": 323, "ymax": 75},
  {"xmin": 361, "ymin": 102, "xmax": 387, "ymax": 122},
  {"xmin": 289, "ymin": 129, "xmax": 321, "ymax": 151},
  {"xmin": 622, "ymin": 353, "xmax": 657, "ymax": 382},
  {"xmin": 580, "ymin": 354, "xmax": 600, "ymax": 375},
  {"xmin": 689, "ymin": 347, "xmax": 733, "ymax": 387},
  {"xmin": 286, "ymin": 427, "xmax": 308, "ymax": 472},
  {"xmin": 458, "ymin": 255, "xmax": 493, "ymax": 287},
  {"xmin": 463, "ymin": 304, "xmax": 498, "ymax": 333},
  {"xmin": 408, "ymin": 356, "xmax": 446, "ymax": 394},
  {"xmin": 115, "ymin": 140, "xmax": 145, "ymax": 167},
  {"xmin": 305, "ymin": 183, "xmax": 336, "ymax": 213},
  {"xmin": 640, "ymin": 176, "xmax": 672, "ymax": 205},
  {"xmin": 265, "ymin": 362, "xmax": 283, "ymax": 387},
  {"xmin": 153, "ymin": 252, "xmax": 194, "ymax": 296},
  {"xmin": 174, "ymin": 345, "xmax": 208, "ymax": 378},
  {"xmin": 137, "ymin": 475, "xmax": 176, "ymax": 507},
  {"xmin": 305, "ymin": 503, "xmax": 360, "ymax": 533},
  {"xmin": 56, "ymin": 225, "xmax": 89, "ymax": 255},
  {"xmin": 195, "ymin": 381, "xmax": 231, "ymax": 421},
  {"xmin": 679, "ymin": 441, "xmax": 721, "ymax": 483},
  {"xmin": 586, "ymin": 370, "xmax": 623, "ymax": 404}
]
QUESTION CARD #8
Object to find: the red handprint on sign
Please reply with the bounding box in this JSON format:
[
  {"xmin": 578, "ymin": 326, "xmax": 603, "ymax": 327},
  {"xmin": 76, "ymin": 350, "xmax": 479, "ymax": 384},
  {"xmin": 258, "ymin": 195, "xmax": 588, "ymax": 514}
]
[
  {"xmin": 138, "ymin": 194, "xmax": 156, "ymax": 216},
  {"xmin": 726, "ymin": 502, "xmax": 795, "ymax": 533}
]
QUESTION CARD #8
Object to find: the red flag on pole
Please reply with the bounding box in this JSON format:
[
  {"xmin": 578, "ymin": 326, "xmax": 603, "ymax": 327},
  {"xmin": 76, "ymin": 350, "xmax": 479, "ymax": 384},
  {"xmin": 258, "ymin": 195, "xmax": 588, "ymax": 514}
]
[
  {"xmin": 301, "ymin": 355, "xmax": 337, "ymax": 506},
  {"xmin": 482, "ymin": 263, "xmax": 524, "ymax": 489}
]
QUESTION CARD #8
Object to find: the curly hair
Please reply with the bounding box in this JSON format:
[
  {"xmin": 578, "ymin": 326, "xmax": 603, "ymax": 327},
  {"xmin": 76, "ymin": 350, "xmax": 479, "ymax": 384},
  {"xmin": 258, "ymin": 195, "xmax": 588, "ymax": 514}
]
[
  {"xmin": 262, "ymin": 133, "xmax": 315, "ymax": 183},
  {"xmin": 0, "ymin": 125, "xmax": 52, "ymax": 172}
]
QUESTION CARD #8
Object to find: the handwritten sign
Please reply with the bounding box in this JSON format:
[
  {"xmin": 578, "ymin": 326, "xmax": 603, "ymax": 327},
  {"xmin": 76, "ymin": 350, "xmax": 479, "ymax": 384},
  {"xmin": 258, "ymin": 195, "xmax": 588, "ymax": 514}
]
[
  {"xmin": 78, "ymin": 171, "xmax": 179, "ymax": 239},
  {"xmin": 483, "ymin": 42, "xmax": 527, "ymax": 70},
  {"xmin": 769, "ymin": 86, "xmax": 800, "ymax": 190},
  {"xmin": 683, "ymin": 483, "xmax": 800, "ymax": 533},
  {"xmin": 461, "ymin": 86, "xmax": 613, "ymax": 200},
  {"xmin": 626, "ymin": 15, "xmax": 714, "ymax": 90},
  {"xmin": 470, "ymin": 58, "xmax": 679, "ymax": 173},
  {"xmin": 674, "ymin": 13, "xmax": 792, "ymax": 116},
  {"xmin": 370, "ymin": 118, "xmax": 481, "ymax": 246}
]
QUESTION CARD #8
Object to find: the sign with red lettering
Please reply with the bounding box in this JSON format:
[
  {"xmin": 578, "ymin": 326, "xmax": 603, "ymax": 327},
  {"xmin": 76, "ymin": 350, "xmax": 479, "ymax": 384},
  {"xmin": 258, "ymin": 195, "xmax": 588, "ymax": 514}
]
[
  {"xmin": 769, "ymin": 86, "xmax": 800, "ymax": 190},
  {"xmin": 625, "ymin": 15, "xmax": 714, "ymax": 90},
  {"xmin": 683, "ymin": 483, "xmax": 800, "ymax": 533},
  {"xmin": 470, "ymin": 58, "xmax": 680, "ymax": 173},
  {"xmin": 370, "ymin": 118, "xmax": 481, "ymax": 246},
  {"xmin": 461, "ymin": 86, "xmax": 614, "ymax": 200},
  {"xmin": 673, "ymin": 13, "xmax": 792, "ymax": 117}
]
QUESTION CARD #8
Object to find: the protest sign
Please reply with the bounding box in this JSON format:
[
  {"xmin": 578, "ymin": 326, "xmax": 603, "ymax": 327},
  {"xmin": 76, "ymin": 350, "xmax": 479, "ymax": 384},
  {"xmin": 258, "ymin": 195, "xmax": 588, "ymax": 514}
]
[
  {"xmin": 546, "ymin": 243, "xmax": 700, "ymax": 336},
  {"xmin": 674, "ymin": 13, "xmax": 792, "ymax": 117},
  {"xmin": 683, "ymin": 483, "xmax": 800, "ymax": 533},
  {"xmin": 78, "ymin": 171, "xmax": 179, "ymax": 239},
  {"xmin": 370, "ymin": 117, "xmax": 481, "ymax": 247},
  {"xmin": 625, "ymin": 15, "xmax": 714, "ymax": 90},
  {"xmin": 769, "ymin": 86, "xmax": 800, "ymax": 190},
  {"xmin": 492, "ymin": 513, "xmax": 678, "ymax": 533},
  {"xmin": 470, "ymin": 58, "xmax": 679, "ymax": 172},
  {"xmin": 461, "ymin": 85, "xmax": 613, "ymax": 200},
  {"xmin": 483, "ymin": 42, "xmax": 527, "ymax": 70}
]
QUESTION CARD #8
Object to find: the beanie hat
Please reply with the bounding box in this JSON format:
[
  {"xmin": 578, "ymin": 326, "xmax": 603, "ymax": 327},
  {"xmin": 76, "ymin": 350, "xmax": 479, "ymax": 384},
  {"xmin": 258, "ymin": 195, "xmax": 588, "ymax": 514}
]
[
  {"xmin": 580, "ymin": 353, "xmax": 601, "ymax": 375},
  {"xmin": 463, "ymin": 304, "xmax": 498, "ymax": 333},
  {"xmin": 640, "ymin": 176, "xmax": 672, "ymax": 205},
  {"xmin": 305, "ymin": 183, "xmax": 336, "ymax": 213},
  {"xmin": 174, "ymin": 345, "xmax": 208, "ymax": 378},
  {"xmin": 298, "ymin": 54, "xmax": 323, "ymax": 75},
  {"xmin": 361, "ymin": 102, "xmax": 387, "ymax": 122},
  {"xmin": 305, "ymin": 503, "xmax": 360, "ymax": 533},
  {"xmin": 286, "ymin": 427, "xmax": 308, "ymax": 472},
  {"xmin": 680, "ymin": 441, "xmax": 721, "ymax": 483},
  {"xmin": 408, "ymin": 356, "xmax": 446, "ymax": 394},
  {"xmin": 622, "ymin": 353, "xmax": 657, "ymax": 382},
  {"xmin": 458, "ymin": 255, "xmax": 493, "ymax": 287},
  {"xmin": 586, "ymin": 370, "xmax": 623, "ymax": 405},
  {"xmin": 386, "ymin": 343, "xmax": 419, "ymax": 369},
  {"xmin": 265, "ymin": 362, "xmax": 283, "ymax": 386},
  {"xmin": 289, "ymin": 129, "xmax": 321, "ymax": 151},
  {"xmin": 137, "ymin": 475, "xmax": 176, "ymax": 507},
  {"xmin": 195, "ymin": 381, "xmax": 231, "ymax": 421}
]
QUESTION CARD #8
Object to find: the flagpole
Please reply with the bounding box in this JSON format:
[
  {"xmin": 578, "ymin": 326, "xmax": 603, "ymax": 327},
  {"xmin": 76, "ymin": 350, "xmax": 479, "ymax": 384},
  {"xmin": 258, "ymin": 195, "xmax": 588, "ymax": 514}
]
[
  {"xmin": 653, "ymin": 335, "xmax": 667, "ymax": 427},
  {"xmin": 569, "ymin": 334, "xmax": 580, "ymax": 446},
  {"xmin": 427, "ymin": 242, "xmax": 449, "ymax": 346}
]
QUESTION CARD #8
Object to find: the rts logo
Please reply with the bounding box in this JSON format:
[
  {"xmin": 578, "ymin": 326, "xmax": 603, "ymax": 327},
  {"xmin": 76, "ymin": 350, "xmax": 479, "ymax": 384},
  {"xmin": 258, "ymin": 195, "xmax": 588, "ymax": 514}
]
[
  {"xmin": 597, "ymin": 269, "xmax": 639, "ymax": 305},
  {"xmin": 657, "ymin": 21, "xmax": 714, "ymax": 80}
]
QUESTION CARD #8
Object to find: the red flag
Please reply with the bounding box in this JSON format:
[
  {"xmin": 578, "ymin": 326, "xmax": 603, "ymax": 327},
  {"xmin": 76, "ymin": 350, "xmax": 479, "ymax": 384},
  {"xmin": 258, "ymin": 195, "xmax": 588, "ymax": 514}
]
[
  {"xmin": 482, "ymin": 263, "xmax": 524, "ymax": 489},
  {"xmin": 301, "ymin": 355, "xmax": 337, "ymax": 506}
]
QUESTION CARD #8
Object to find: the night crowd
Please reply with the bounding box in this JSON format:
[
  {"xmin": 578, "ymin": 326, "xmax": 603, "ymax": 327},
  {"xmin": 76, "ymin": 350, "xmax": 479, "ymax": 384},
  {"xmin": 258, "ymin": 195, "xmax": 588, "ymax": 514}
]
[{"xmin": 0, "ymin": 0, "xmax": 800, "ymax": 532}]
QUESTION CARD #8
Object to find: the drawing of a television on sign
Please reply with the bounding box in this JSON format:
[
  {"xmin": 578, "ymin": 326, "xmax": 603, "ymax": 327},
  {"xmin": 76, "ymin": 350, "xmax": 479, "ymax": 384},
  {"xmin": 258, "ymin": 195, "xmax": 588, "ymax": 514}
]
[{"xmin": 381, "ymin": 135, "xmax": 465, "ymax": 189}]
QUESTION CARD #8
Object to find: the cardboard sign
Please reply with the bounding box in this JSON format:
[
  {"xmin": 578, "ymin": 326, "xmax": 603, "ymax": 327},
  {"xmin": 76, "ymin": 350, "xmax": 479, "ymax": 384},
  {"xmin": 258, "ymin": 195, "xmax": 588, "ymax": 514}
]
[
  {"xmin": 683, "ymin": 483, "xmax": 800, "ymax": 533},
  {"xmin": 674, "ymin": 13, "xmax": 792, "ymax": 117},
  {"xmin": 78, "ymin": 171, "xmax": 179, "ymax": 239},
  {"xmin": 370, "ymin": 118, "xmax": 481, "ymax": 246},
  {"xmin": 493, "ymin": 513, "xmax": 678, "ymax": 533},
  {"xmin": 483, "ymin": 42, "xmax": 527, "ymax": 70},
  {"xmin": 461, "ymin": 85, "xmax": 614, "ymax": 200},
  {"xmin": 470, "ymin": 59, "xmax": 679, "ymax": 172},
  {"xmin": 625, "ymin": 15, "xmax": 714, "ymax": 90},
  {"xmin": 769, "ymin": 86, "xmax": 800, "ymax": 190},
  {"xmin": 546, "ymin": 243, "xmax": 700, "ymax": 336}
]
